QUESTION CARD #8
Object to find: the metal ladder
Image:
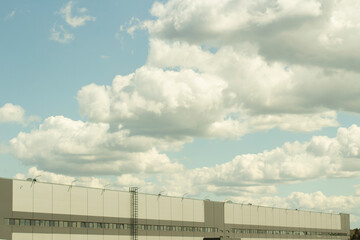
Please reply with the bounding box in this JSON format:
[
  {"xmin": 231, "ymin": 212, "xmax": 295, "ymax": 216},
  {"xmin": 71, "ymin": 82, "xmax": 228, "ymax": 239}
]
[{"xmin": 129, "ymin": 187, "xmax": 139, "ymax": 240}]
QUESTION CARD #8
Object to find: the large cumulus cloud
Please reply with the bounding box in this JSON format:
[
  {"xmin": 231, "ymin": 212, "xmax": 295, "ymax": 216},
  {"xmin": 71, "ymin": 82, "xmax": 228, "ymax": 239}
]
[
  {"xmin": 10, "ymin": 0, "xmax": 360, "ymax": 179},
  {"xmin": 9, "ymin": 116, "xmax": 183, "ymax": 175},
  {"xmin": 143, "ymin": 0, "xmax": 360, "ymax": 71},
  {"xmin": 77, "ymin": 66, "xmax": 229, "ymax": 138},
  {"xmin": 155, "ymin": 125, "xmax": 360, "ymax": 196}
]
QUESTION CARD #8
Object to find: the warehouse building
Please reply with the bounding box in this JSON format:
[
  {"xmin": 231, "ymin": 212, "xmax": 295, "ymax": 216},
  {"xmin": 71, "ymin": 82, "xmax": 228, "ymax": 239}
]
[{"xmin": 0, "ymin": 177, "xmax": 350, "ymax": 240}]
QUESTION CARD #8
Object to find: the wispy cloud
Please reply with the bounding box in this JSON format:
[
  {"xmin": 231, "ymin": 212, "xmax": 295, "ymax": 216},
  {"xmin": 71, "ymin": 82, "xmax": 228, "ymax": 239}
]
[
  {"xmin": 119, "ymin": 17, "xmax": 146, "ymax": 38},
  {"xmin": 49, "ymin": 24, "xmax": 74, "ymax": 43},
  {"xmin": 8, "ymin": 10, "xmax": 16, "ymax": 18},
  {"xmin": 5, "ymin": 10, "xmax": 16, "ymax": 20},
  {"xmin": 100, "ymin": 55, "xmax": 110, "ymax": 59},
  {"xmin": 59, "ymin": 1, "xmax": 96, "ymax": 28},
  {"xmin": 50, "ymin": 1, "xmax": 95, "ymax": 43}
]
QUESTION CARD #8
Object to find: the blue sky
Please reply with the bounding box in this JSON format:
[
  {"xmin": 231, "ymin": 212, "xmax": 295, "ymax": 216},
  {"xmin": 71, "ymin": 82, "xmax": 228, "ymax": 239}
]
[{"xmin": 1, "ymin": 0, "xmax": 360, "ymax": 228}]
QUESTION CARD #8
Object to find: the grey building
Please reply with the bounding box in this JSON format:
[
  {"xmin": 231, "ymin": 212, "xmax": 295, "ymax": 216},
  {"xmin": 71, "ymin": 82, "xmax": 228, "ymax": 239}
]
[{"xmin": 0, "ymin": 177, "xmax": 350, "ymax": 240}]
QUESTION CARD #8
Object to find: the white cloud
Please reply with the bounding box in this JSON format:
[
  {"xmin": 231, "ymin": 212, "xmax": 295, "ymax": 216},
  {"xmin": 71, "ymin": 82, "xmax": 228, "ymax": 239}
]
[
  {"xmin": 59, "ymin": 1, "xmax": 96, "ymax": 28},
  {"xmin": 14, "ymin": 167, "xmax": 157, "ymax": 192},
  {"xmin": 146, "ymin": 0, "xmax": 322, "ymax": 38},
  {"xmin": 76, "ymin": 39, "xmax": 348, "ymax": 140},
  {"xmin": 129, "ymin": 0, "xmax": 360, "ymax": 72},
  {"xmin": 14, "ymin": 167, "xmax": 111, "ymax": 189},
  {"xmin": 49, "ymin": 24, "xmax": 74, "ymax": 43},
  {"xmin": 136, "ymin": 0, "xmax": 322, "ymax": 42},
  {"xmin": 229, "ymin": 190, "xmax": 360, "ymax": 227},
  {"xmin": 147, "ymin": 39, "xmax": 360, "ymax": 116},
  {"xmin": 77, "ymin": 66, "xmax": 230, "ymax": 138},
  {"xmin": 9, "ymin": 116, "xmax": 184, "ymax": 175},
  {"xmin": 50, "ymin": 1, "xmax": 95, "ymax": 43},
  {"xmin": 116, "ymin": 174, "xmax": 146, "ymax": 187},
  {"xmin": 231, "ymin": 191, "xmax": 359, "ymax": 223},
  {"xmin": 13, "ymin": 121, "xmax": 360, "ymax": 195},
  {"xmin": 248, "ymin": 111, "xmax": 338, "ymax": 132},
  {"xmin": 15, "ymin": 167, "xmax": 75, "ymax": 185},
  {"xmin": 0, "ymin": 103, "xmax": 25, "ymax": 124},
  {"xmin": 0, "ymin": 103, "xmax": 38, "ymax": 125},
  {"xmin": 6, "ymin": 10, "xmax": 16, "ymax": 19},
  {"xmin": 155, "ymin": 125, "xmax": 360, "ymax": 196}
]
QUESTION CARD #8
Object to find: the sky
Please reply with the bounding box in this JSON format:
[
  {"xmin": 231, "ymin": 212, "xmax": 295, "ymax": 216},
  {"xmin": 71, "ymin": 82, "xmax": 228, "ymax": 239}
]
[{"xmin": 1, "ymin": 0, "xmax": 360, "ymax": 228}]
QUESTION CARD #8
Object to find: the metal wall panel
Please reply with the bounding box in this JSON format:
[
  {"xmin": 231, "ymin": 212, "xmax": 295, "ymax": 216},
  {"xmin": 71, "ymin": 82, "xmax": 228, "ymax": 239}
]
[
  {"xmin": 13, "ymin": 233, "xmax": 87, "ymax": 240},
  {"xmin": 332, "ymin": 214, "xmax": 341, "ymax": 230},
  {"xmin": 321, "ymin": 213, "xmax": 327, "ymax": 229},
  {"xmin": 34, "ymin": 182, "xmax": 52, "ymax": 214},
  {"xmin": 171, "ymin": 197, "xmax": 182, "ymax": 221},
  {"xmin": 118, "ymin": 236, "xmax": 131, "ymax": 240},
  {"xmin": 171, "ymin": 237, "xmax": 184, "ymax": 240},
  {"xmin": 13, "ymin": 180, "xmax": 33, "ymax": 212},
  {"xmin": 160, "ymin": 237, "xmax": 172, "ymax": 240},
  {"xmin": 87, "ymin": 188, "xmax": 102, "ymax": 217},
  {"xmin": 33, "ymin": 233, "xmax": 52, "ymax": 240},
  {"xmin": 147, "ymin": 236, "xmax": 160, "ymax": 240},
  {"xmin": 70, "ymin": 186, "xmax": 88, "ymax": 216},
  {"xmin": 147, "ymin": 194, "xmax": 159, "ymax": 220},
  {"xmin": 104, "ymin": 190, "xmax": 119, "ymax": 218},
  {"xmin": 234, "ymin": 204, "xmax": 243, "ymax": 225},
  {"xmin": 71, "ymin": 234, "xmax": 87, "ymax": 240},
  {"xmin": 304, "ymin": 212, "xmax": 312, "ymax": 228},
  {"xmin": 286, "ymin": 210, "xmax": 293, "ymax": 227},
  {"xmin": 159, "ymin": 196, "xmax": 171, "ymax": 221},
  {"xmin": 250, "ymin": 205, "xmax": 258, "ymax": 225},
  {"xmin": 88, "ymin": 235, "xmax": 103, "ymax": 240},
  {"xmin": 299, "ymin": 210, "xmax": 305, "ymax": 228},
  {"xmin": 13, "ymin": 233, "xmax": 31, "ymax": 240},
  {"xmin": 242, "ymin": 204, "xmax": 251, "ymax": 225},
  {"xmin": 241, "ymin": 239, "xmax": 340, "ymax": 240},
  {"xmin": 224, "ymin": 203, "xmax": 233, "ymax": 224},
  {"xmin": 273, "ymin": 207, "xmax": 280, "ymax": 227},
  {"xmin": 310, "ymin": 212, "xmax": 316, "ymax": 229},
  {"xmin": 53, "ymin": 234, "xmax": 71, "ymax": 240},
  {"xmin": 279, "ymin": 209, "xmax": 287, "ymax": 227},
  {"xmin": 258, "ymin": 206, "xmax": 266, "ymax": 226},
  {"xmin": 138, "ymin": 193, "xmax": 147, "ymax": 219},
  {"xmin": 326, "ymin": 213, "xmax": 332, "ymax": 229},
  {"xmin": 193, "ymin": 199, "xmax": 204, "ymax": 222},
  {"xmin": 183, "ymin": 198, "xmax": 194, "ymax": 222},
  {"xmin": 319, "ymin": 213, "xmax": 326, "ymax": 229},
  {"xmin": 265, "ymin": 207, "xmax": 273, "ymax": 226},
  {"xmin": 53, "ymin": 184, "xmax": 70, "ymax": 215},
  {"xmin": 104, "ymin": 235, "xmax": 119, "ymax": 240},
  {"xmin": 293, "ymin": 210, "xmax": 300, "ymax": 228},
  {"xmin": 315, "ymin": 212, "xmax": 322, "ymax": 229},
  {"xmin": 167, "ymin": 237, "xmax": 188, "ymax": 240},
  {"xmin": 119, "ymin": 191, "xmax": 131, "ymax": 218}
]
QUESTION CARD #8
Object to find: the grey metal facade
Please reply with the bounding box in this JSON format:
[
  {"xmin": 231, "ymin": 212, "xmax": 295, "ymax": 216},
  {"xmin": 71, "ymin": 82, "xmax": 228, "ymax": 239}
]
[{"xmin": 0, "ymin": 178, "xmax": 350, "ymax": 240}]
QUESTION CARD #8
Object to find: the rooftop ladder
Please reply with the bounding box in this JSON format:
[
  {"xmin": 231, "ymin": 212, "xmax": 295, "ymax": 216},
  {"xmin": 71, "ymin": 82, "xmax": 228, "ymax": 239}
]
[{"xmin": 129, "ymin": 187, "xmax": 139, "ymax": 240}]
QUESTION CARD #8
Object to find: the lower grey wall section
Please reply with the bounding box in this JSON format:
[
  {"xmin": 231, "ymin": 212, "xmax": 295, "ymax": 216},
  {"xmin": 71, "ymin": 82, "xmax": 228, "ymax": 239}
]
[{"xmin": 0, "ymin": 178, "xmax": 13, "ymax": 240}]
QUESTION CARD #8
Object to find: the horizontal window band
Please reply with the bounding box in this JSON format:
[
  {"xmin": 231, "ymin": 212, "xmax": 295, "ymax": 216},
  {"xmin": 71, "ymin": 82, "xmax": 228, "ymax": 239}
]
[
  {"xmin": 4, "ymin": 218, "xmax": 218, "ymax": 233},
  {"xmin": 232, "ymin": 228, "xmax": 348, "ymax": 236}
]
